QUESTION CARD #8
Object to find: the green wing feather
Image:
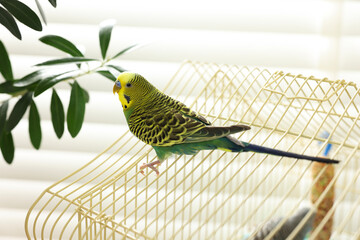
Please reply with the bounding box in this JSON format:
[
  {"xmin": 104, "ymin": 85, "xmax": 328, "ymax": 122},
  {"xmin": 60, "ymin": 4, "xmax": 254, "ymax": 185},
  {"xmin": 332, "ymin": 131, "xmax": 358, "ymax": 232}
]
[
  {"xmin": 185, "ymin": 125, "xmax": 250, "ymax": 143},
  {"xmin": 127, "ymin": 90, "xmax": 250, "ymax": 147}
]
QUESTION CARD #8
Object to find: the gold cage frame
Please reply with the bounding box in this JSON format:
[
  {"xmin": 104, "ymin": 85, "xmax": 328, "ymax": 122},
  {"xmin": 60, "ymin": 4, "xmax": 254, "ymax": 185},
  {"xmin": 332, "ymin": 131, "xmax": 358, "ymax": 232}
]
[{"xmin": 25, "ymin": 61, "xmax": 360, "ymax": 239}]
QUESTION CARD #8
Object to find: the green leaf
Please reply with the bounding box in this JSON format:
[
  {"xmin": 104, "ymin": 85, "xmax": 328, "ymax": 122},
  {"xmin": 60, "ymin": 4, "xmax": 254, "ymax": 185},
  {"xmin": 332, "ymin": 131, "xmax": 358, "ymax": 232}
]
[
  {"xmin": 113, "ymin": 44, "xmax": 138, "ymax": 59},
  {"xmin": 0, "ymin": 6, "xmax": 21, "ymax": 40},
  {"xmin": 29, "ymin": 100, "xmax": 41, "ymax": 149},
  {"xmin": 0, "ymin": 81, "xmax": 25, "ymax": 94},
  {"xmin": 0, "ymin": 40, "xmax": 14, "ymax": 81},
  {"xmin": 106, "ymin": 64, "xmax": 126, "ymax": 74},
  {"xmin": 13, "ymin": 70, "xmax": 45, "ymax": 87},
  {"xmin": 81, "ymin": 87, "xmax": 90, "ymax": 103},
  {"xmin": 50, "ymin": 89, "xmax": 64, "ymax": 138},
  {"xmin": 40, "ymin": 35, "xmax": 84, "ymax": 57},
  {"xmin": 5, "ymin": 91, "xmax": 32, "ymax": 132},
  {"xmin": 99, "ymin": 19, "xmax": 115, "ymax": 59},
  {"xmin": 0, "ymin": 0, "xmax": 42, "ymax": 31},
  {"xmin": 0, "ymin": 101, "xmax": 8, "ymax": 145},
  {"xmin": 99, "ymin": 64, "xmax": 129, "ymax": 81},
  {"xmin": 67, "ymin": 81, "xmax": 85, "ymax": 138},
  {"xmin": 34, "ymin": 0, "xmax": 47, "ymax": 24},
  {"xmin": 35, "ymin": 57, "xmax": 98, "ymax": 66},
  {"xmin": 96, "ymin": 70, "xmax": 117, "ymax": 81},
  {"xmin": 34, "ymin": 70, "xmax": 79, "ymax": 97},
  {"xmin": 33, "ymin": 74, "xmax": 63, "ymax": 97},
  {"xmin": 1, "ymin": 131, "xmax": 14, "ymax": 164},
  {"xmin": 48, "ymin": 0, "xmax": 56, "ymax": 8}
]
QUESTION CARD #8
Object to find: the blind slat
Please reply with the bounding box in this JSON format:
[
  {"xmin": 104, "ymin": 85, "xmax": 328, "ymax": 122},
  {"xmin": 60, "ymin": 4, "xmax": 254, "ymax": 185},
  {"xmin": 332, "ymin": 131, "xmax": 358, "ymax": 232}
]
[{"xmin": 0, "ymin": 1, "xmax": 359, "ymax": 239}]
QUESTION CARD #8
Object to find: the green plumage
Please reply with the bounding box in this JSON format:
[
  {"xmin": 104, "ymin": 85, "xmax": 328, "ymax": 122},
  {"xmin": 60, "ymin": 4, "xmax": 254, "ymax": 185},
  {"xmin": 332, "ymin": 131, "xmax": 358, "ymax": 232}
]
[{"xmin": 113, "ymin": 73, "xmax": 339, "ymax": 171}]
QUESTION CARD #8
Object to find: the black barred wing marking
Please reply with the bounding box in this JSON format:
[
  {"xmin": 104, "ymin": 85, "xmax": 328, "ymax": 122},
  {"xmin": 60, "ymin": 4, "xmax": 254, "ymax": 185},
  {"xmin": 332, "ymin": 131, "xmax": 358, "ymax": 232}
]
[
  {"xmin": 155, "ymin": 91, "xmax": 212, "ymax": 126},
  {"xmin": 180, "ymin": 106, "xmax": 212, "ymax": 125},
  {"xmin": 129, "ymin": 107, "xmax": 250, "ymax": 146},
  {"xmin": 128, "ymin": 109, "xmax": 206, "ymax": 146}
]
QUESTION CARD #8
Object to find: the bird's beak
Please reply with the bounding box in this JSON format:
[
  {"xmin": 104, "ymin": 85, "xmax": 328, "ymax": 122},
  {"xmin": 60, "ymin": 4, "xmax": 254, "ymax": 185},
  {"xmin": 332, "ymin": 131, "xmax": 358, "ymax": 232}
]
[{"xmin": 113, "ymin": 82, "xmax": 121, "ymax": 94}]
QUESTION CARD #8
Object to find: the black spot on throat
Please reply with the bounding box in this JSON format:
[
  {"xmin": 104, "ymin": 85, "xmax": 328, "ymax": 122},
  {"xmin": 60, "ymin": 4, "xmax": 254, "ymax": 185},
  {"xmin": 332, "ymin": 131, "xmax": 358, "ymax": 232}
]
[
  {"xmin": 124, "ymin": 105, "xmax": 127, "ymax": 109},
  {"xmin": 124, "ymin": 94, "xmax": 131, "ymax": 104}
]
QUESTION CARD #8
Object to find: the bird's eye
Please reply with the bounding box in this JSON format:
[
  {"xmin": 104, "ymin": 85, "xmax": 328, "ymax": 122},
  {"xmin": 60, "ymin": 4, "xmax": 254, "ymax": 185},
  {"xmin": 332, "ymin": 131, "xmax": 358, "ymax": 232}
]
[{"xmin": 126, "ymin": 83, "xmax": 132, "ymax": 88}]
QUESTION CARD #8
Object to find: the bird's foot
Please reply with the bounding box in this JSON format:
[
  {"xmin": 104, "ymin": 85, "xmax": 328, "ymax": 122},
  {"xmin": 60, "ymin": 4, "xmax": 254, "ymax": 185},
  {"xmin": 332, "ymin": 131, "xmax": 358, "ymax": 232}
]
[{"xmin": 139, "ymin": 160, "xmax": 161, "ymax": 176}]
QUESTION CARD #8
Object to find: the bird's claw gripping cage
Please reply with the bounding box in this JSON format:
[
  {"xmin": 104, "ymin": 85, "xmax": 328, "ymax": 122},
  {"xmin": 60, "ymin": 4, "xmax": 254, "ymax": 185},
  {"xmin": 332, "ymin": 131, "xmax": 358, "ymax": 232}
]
[{"xmin": 25, "ymin": 61, "xmax": 360, "ymax": 239}]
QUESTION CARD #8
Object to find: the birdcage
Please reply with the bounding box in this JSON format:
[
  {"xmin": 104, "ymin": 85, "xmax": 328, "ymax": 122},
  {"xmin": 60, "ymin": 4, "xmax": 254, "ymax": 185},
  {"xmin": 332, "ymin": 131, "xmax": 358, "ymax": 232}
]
[{"xmin": 25, "ymin": 61, "xmax": 360, "ymax": 240}]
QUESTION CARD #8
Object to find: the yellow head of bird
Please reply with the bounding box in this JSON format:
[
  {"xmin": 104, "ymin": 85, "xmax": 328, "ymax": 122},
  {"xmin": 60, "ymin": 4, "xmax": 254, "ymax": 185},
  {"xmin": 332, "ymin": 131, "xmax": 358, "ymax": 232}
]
[{"xmin": 113, "ymin": 72, "xmax": 154, "ymax": 110}]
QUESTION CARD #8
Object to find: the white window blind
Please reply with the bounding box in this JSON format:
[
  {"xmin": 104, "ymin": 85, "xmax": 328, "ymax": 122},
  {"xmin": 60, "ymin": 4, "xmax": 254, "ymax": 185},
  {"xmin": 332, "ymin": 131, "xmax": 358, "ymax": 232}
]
[{"xmin": 0, "ymin": 0, "xmax": 359, "ymax": 239}]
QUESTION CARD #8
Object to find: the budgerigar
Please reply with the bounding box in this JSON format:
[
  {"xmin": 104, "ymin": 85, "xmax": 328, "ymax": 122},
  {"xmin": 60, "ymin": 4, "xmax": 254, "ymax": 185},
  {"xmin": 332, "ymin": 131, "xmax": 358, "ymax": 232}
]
[{"xmin": 113, "ymin": 73, "xmax": 339, "ymax": 175}]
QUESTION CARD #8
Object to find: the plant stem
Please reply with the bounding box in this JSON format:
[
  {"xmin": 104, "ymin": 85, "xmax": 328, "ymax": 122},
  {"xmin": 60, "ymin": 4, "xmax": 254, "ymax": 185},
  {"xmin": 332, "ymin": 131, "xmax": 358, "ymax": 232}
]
[{"xmin": 1, "ymin": 58, "xmax": 113, "ymax": 103}]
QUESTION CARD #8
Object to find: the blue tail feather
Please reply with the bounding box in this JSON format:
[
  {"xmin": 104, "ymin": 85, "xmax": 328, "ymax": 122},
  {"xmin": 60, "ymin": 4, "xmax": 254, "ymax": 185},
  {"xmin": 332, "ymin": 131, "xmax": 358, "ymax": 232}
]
[
  {"xmin": 241, "ymin": 142, "xmax": 339, "ymax": 164},
  {"xmin": 151, "ymin": 136, "xmax": 339, "ymax": 164}
]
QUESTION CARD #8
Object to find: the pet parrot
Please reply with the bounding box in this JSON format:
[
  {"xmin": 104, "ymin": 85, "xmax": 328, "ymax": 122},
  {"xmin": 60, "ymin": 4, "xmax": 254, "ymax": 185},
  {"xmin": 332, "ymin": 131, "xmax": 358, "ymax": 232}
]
[{"xmin": 113, "ymin": 73, "xmax": 339, "ymax": 175}]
